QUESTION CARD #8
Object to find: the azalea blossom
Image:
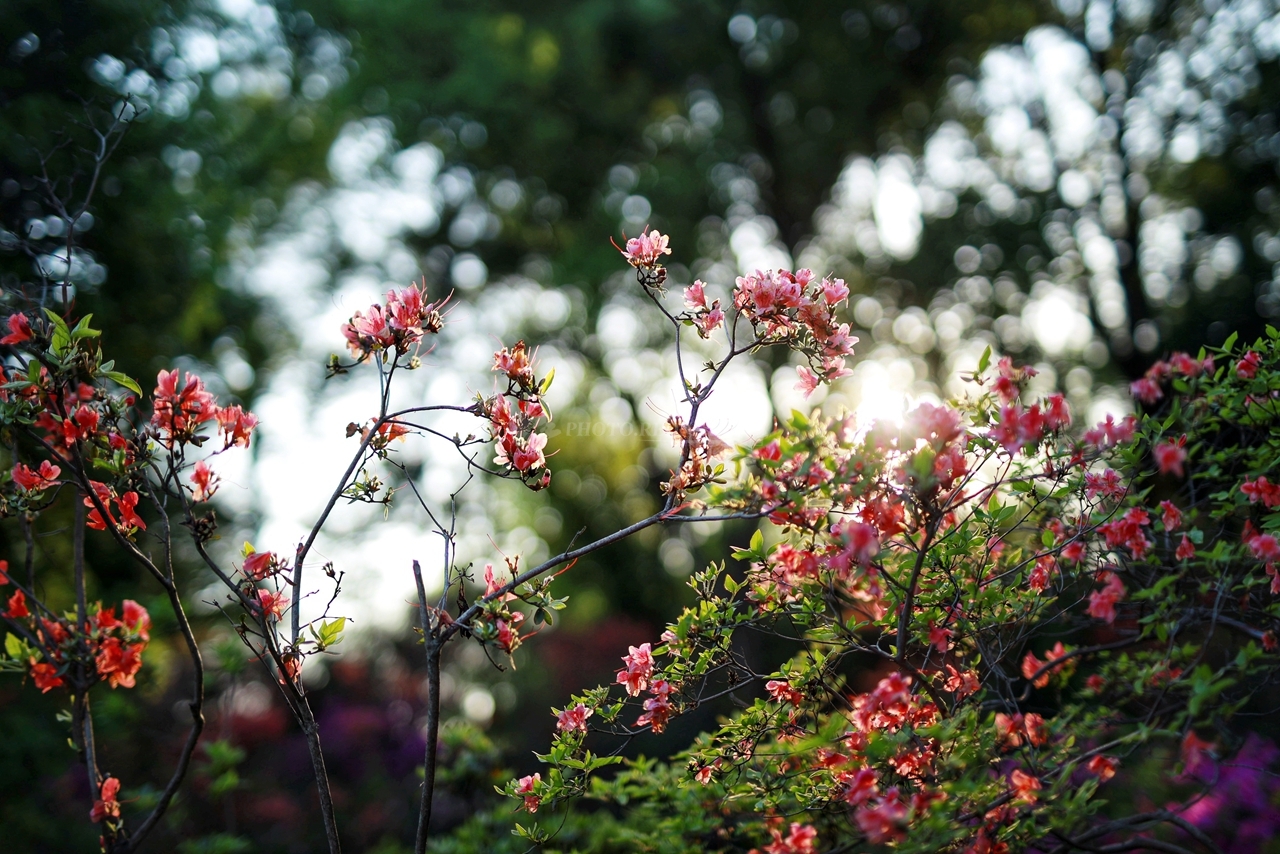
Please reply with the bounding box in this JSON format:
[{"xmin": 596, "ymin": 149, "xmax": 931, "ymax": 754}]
[
  {"xmin": 515, "ymin": 773, "xmax": 541, "ymax": 813},
  {"xmin": 12, "ymin": 460, "xmax": 61, "ymax": 492},
  {"xmin": 152, "ymin": 369, "xmax": 219, "ymax": 446},
  {"xmin": 556, "ymin": 702, "xmax": 593, "ymax": 733},
  {"xmin": 90, "ymin": 776, "xmax": 122, "ymax": 823},
  {"xmin": 190, "ymin": 460, "xmax": 219, "ymax": 502},
  {"xmin": 1153, "ymin": 435, "xmax": 1187, "ymax": 477},
  {"xmin": 619, "ymin": 229, "xmax": 671, "ymax": 268},
  {"xmin": 1242, "ymin": 476, "xmax": 1280, "ymax": 508},
  {"xmin": 1087, "ymin": 572, "xmax": 1127, "ymax": 624},
  {"xmin": 616, "ymin": 642, "xmax": 654, "ymax": 696},
  {"xmin": 0, "ymin": 313, "xmax": 33, "ymax": 345}
]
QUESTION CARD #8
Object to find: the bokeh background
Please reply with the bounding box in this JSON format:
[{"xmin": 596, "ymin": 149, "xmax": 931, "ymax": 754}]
[{"xmin": 3, "ymin": 0, "xmax": 1280, "ymax": 850}]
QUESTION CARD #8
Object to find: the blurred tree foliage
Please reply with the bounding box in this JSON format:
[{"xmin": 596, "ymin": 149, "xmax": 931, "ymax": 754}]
[{"xmin": 4, "ymin": 0, "xmax": 1280, "ymax": 850}]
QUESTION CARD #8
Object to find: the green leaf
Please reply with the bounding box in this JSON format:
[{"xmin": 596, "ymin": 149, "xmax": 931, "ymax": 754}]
[
  {"xmin": 1222, "ymin": 331, "xmax": 1238, "ymax": 352},
  {"xmin": 318, "ymin": 617, "xmax": 346, "ymax": 647},
  {"xmin": 101, "ymin": 370, "xmax": 142, "ymax": 396},
  {"xmin": 4, "ymin": 633, "xmax": 23, "ymax": 658},
  {"xmin": 977, "ymin": 345, "xmax": 992, "ymax": 375}
]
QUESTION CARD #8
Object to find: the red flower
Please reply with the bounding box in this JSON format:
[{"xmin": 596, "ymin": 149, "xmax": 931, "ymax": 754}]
[
  {"xmin": 766, "ymin": 679, "xmax": 804, "ymax": 706},
  {"xmin": 1153, "ymin": 435, "xmax": 1187, "ymax": 477},
  {"xmin": 1158, "ymin": 500, "xmax": 1182, "ymax": 531},
  {"xmin": 216, "ymin": 405, "xmax": 258, "ymax": 449},
  {"xmin": 0, "ymin": 559, "xmax": 8, "ymax": 585},
  {"xmin": 90, "ymin": 776, "xmax": 122, "ymax": 823},
  {"xmin": 1236, "ymin": 350, "xmax": 1262, "ymax": 379},
  {"xmin": 1241, "ymin": 476, "xmax": 1280, "ymax": 508},
  {"xmin": 117, "ymin": 491, "xmax": 145, "ymax": 531},
  {"xmin": 1087, "ymin": 572, "xmax": 1126, "ymax": 624},
  {"xmin": 151, "ymin": 369, "xmax": 218, "ymax": 445},
  {"xmin": 762, "ymin": 821, "xmax": 817, "ymax": 854},
  {"xmin": 840, "ymin": 767, "xmax": 880, "ymax": 806},
  {"xmin": 12, "ymin": 460, "xmax": 61, "ymax": 492},
  {"xmin": 0, "ymin": 313, "xmax": 33, "ymax": 345},
  {"xmin": 635, "ymin": 679, "xmax": 674, "ymax": 733},
  {"xmin": 95, "ymin": 637, "xmax": 144, "ymax": 689},
  {"xmin": 1010, "ymin": 768, "xmax": 1041, "ymax": 803},
  {"xmin": 190, "ymin": 460, "xmax": 219, "ymax": 502},
  {"xmin": 5, "ymin": 588, "xmax": 29, "ymax": 619},
  {"xmin": 122, "ymin": 600, "xmax": 150, "ymax": 641},
  {"xmin": 1176, "ymin": 534, "xmax": 1196, "ymax": 561},
  {"xmin": 1086, "ymin": 755, "xmax": 1118, "ymax": 781},
  {"xmin": 30, "ymin": 660, "xmax": 64, "ymax": 693}
]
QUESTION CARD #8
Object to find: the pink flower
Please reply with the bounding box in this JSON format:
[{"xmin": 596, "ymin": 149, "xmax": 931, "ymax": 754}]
[
  {"xmin": 615, "ymin": 642, "xmax": 654, "ymax": 696},
  {"xmin": 556, "ymin": 703, "xmax": 593, "ymax": 733},
  {"xmin": 1043, "ymin": 393, "xmax": 1072, "ymax": 430},
  {"xmin": 1159, "ymin": 500, "xmax": 1182, "ymax": 531},
  {"xmin": 840, "ymin": 767, "xmax": 880, "ymax": 806},
  {"xmin": 1242, "ymin": 476, "xmax": 1280, "ymax": 508},
  {"xmin": 216, "ymin": 405, "xmax": 258, "ymax": 449},
  {"xmin": 766, "ymin": 679, "xmax": 804, "ymax": 706},
  {"xmin": 515, "ymin": 773, "xmax": 542, "ymax": 813},
  {"xmin": 635, "ymin": 679, "xmax": 674, "ymax": 732},
  {"xmin": 255, "ymin": 588, "xmax": 289, "ymax": 621},
  {"xmin": 620, "ymin": 230, "xmax": 671, "ymax": 268},
  {"xmin": 696, "ymin": 305, "xmax": 725, "ymax": 337},
  {"xmin": 821, "ymin": 276, "xmax": 849, "ymax": 305},
  {"xmin": 1153, "ymin": 435, "xmax": 1187, "ymax": 477},
  {"xmin": 1130, "ymin": 377, "xmax": 1163, "ymax": 405},
  {"xmin": 683, "ymin": 280, "xmax": 708, "ymax": 310},
  {"xmin": 1176, "ymin": 534, "xmax": 1196, "ymax": 561},
  {"xmin": 1236, "ymin": 350, "xmax": 1262, "ymax": 379},
  {"xmin": 762, "ymin": 821, "xmax": 818, "ymax": 854},
  {"xmin": 1085, "ymin": 469, "xmax": 1125, "ymax": 501},
  {"xmin": 1010, "ymin": 768, "xmax": 1041, "ymax": 803},
  {"xmin": 1169, "ymin": 352, "xmax": 1209, "ymax": 377},
  {"xmin": 1028, "ymin": 555, "xmax": 1055, "ymax": 592},
  {"xmin": 152, "ymin": 369, "xmax": 219, "ymax": 445},
  {"xmin": 340, "ymin": 304, "xmax": 395, "ymax": 356},
  {"xmin": 190, "ymin": 460, "xmax": 219, "ymax": 502},
  {"xmin": 1248, "ymin": 532, "xmax": 1280, "ymax": 563},
  {"xmin": 1083, "ymin": 414, "xmax": 1137, "ymax": 449},
  {"xmin": 242, "ymin": 550, "xmax": 279, "ymax": 581},
  {"xmin": 854, "ymin": 794, "xmax": 908, "ymax": 844},
  {"xmin": 510, "ymin": 432, "xmax": 548, "ymax": 472},
  {"xmin": 1087, "ymin": 572, "xmax": 1126, "ymax": 624},
  {"xmin": 795, "ymin": 366, "xmax": 822, "ymax": 398}
]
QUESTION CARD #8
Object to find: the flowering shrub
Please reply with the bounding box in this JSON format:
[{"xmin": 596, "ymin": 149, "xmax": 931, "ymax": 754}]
[
  {"xmin": 499, "ymin": 247, "xmax": 1280, "ymax": 853},
  {"xmin": 4, "ymin": 221, "xmax": 1279, "ymax": 854}
]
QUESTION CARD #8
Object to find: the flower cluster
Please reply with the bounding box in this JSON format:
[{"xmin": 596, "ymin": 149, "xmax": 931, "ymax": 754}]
[
  {"xmin": 339, "ymin": 282, "xmax": 445, "ymax": 359},
  {"xmin": 1, "ymin": 582, "xmax": 150, "ymax": 694},
  {"xmin": 616, "ymin": 229, "xmax": 671, "ymax": 288},
  {"xmin": 151, "ymin": 369, "xmax": 258, "ymax": 451},
  {"xmin": 731, "ymin": 267, "xmax": 855, "ymax": 395},
  {"xmin": 486, "ymin": 341, "xmax": 553, "ymax": 490}
]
